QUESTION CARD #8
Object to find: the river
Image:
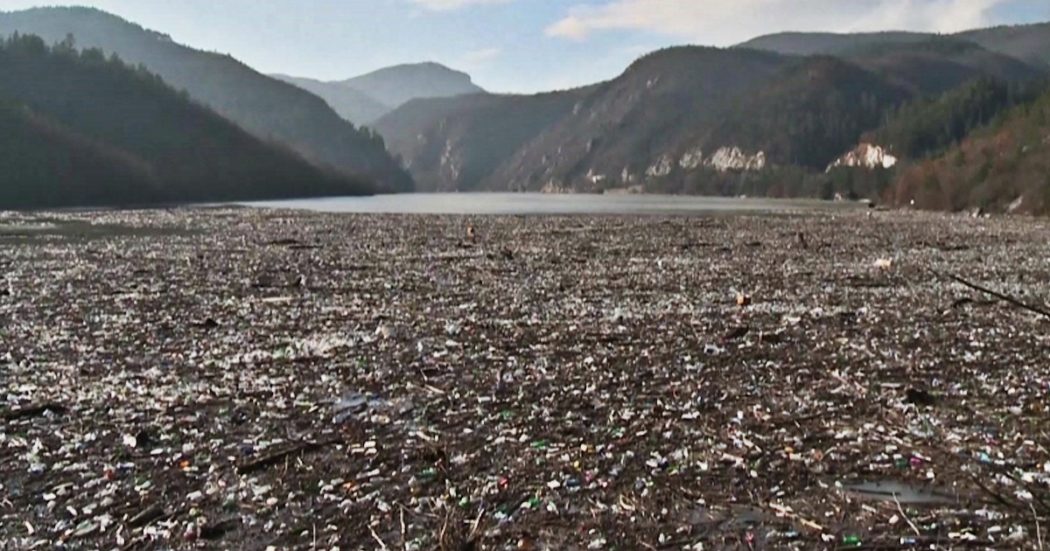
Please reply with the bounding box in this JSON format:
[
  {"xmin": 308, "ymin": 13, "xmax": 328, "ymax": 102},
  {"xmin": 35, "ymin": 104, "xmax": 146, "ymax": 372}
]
[{"xmin": 248, "ymin": 193, "xmax": 865, "ymax": 216}]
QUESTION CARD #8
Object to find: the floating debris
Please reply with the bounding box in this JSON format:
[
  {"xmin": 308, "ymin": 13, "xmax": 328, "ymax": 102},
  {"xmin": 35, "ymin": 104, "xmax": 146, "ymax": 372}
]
[
  {"xmin": 841, "ymin": 481, "xmax": 958, "ymax": 504},
  {"xmin": 1, "ymin": 207, "xmax": 1049, "ymax": 549}
]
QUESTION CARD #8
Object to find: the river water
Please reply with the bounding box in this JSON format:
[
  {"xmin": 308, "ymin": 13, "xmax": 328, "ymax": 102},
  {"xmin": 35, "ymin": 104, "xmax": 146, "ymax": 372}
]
[{"xmin": 248, "ymin": 193, "xmax": 864, "ymax": 216}]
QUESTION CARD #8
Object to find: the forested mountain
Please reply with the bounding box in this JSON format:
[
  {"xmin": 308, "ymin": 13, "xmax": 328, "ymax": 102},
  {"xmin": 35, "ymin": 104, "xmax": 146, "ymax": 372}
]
[
  {"xmin": 377, "ymin": 43, "xmax": 1041, "ymax": 194},
  {"xmin": 272, "ymin": 74, "xmax": 392, "ymax": 126},
  {"xmin": 738, "ymin": 31, "xmax": 932, "ymax": 56},
  {"xmin": 343, "ymin": 63, "xmax": 484, "ymax": 110},
  {"xmin": 844, "ymin": 38, "xmax": 1043, "ymax": 96},
  {"xmin": 0, "ymin": 6, "xmax": 413, "ymax": 192},
  {"xmin": 2, "ymin": 6, "xmax": 1047, "ymax": 213},
  {"xmin": 0, "ymin": 98, "xmax": 158, "ymax": 208},
  {"xmin": 868, "ymin": 78, "xmax": 1044, "ymax": 160},
  {"xmin": 0, "ymin": 34, "xmax": 367, "ymax": 209},
  {"xmin": 739, "ymin": 22, "xmax": 1050, "ymax": 66},
  {"xmin": 487, "ymin": 47, "xmax": 790, "ymax": 193},
  {"xmin": 275, "ymin": 63, "xmax": 486, "ymax": 126},
  {"xmin": 703, "ymin": 56, "xmax": 909, "ymax": 169},
  {"xmin": 889, "ymin": 87, "xmax": 1050, "ymax": 214},
  {"xmin": 376, "ymin": 88, "xmax": 590, "ymax": 191},
  {"xmin": 957, "ymin": 23, "xmax": 1050, "ymax": 67}
]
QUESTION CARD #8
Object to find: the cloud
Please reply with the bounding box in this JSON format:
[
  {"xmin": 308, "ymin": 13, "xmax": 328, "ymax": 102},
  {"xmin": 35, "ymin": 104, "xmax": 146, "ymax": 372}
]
[
  {"xmin": 410, "ymin": 0, "xmax": 514, "ymax": 11},
  {"xmin": 546, "ymin": 0, "xmax": 1011, "ymax": 44}
]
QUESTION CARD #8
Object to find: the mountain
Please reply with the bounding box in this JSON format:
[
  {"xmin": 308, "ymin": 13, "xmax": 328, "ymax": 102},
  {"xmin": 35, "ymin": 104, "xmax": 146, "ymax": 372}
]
[
  {"xmin": 275, "ymin": 63, "xmax": 486, "ymax": 126},
  {"xmin": 342, "ymin": 62, "xmax": 484, "ymax": 109},
  {"xmin": 957, "ymin": 23, "xmax": 1050, "ymax": 67},
  {"xmin": 0, "ymin": 6, "xmax": 413, "ymax": 192},
  {"xmin": 378, "ymin": 27, "xmax": 1048, "ymax": 197},
  {"xmin": 739, "ymin": 22, "xmax": 1050, "ymax": 68},
  {"xmin": 489, "ymin": 48, "xmax": 804, "ymax": 193},
  {"xmin": 272, "ymin": 74, "xmax": 392, "ymax": 126},
  {"xmin": 0, "ymin": 98, "xmax": 159, "ymax": 208},
  {"xmin": 375, "ymin": 88, "xmax": 589, "ymax": 191},
  {"xmin": 701, "ymin": 56, "xmax": 910, "ymax": 169},
  {"xmin": 738, "ymin": 31, "xmax": 932, "ymax": 57},
  {"xmin": 888, "ymin": 86, "xmax": 1050, "ymax": 214},
  {"xmin": 842, "ymin": 38, "xmax": 1044, "ymax": 96},
  {"xmin": 0, "ymin": 34, "xmax": 366, "ymax": 209},
  {"xmin": 868, "ymin": 77, "xmax": 1044, "ymax": 160},
  {"xmin": 378, "ymin": 47, "xmax": 916, "ymax": 193}
]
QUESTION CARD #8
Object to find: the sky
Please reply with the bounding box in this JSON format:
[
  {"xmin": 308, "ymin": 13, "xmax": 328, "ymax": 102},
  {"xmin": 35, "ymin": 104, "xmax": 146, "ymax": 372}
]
[{"xmin": 0, "ymin": 0, "xmax": 1048, "ymax": 93}]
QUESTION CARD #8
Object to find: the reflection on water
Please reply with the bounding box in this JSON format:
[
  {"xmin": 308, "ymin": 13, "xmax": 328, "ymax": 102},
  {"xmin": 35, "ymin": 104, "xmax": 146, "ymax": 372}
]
[{"xmin": 248, "ymin": 193, "xmax": 865, "ymax": 216}]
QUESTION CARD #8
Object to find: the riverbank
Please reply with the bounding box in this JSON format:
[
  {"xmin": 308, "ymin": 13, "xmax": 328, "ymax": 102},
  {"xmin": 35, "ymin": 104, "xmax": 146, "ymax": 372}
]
[{"xmin": 2, "ymin": 208, "xmax": 1049, "ymax": 549}]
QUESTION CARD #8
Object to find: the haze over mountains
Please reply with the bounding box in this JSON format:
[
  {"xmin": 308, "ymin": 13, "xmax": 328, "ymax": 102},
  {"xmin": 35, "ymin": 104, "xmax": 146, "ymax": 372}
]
[
  {"xmin": 274, "ymin": 63, "xmax": 485, "ymax": 126},
  {"xmin": 0, "ymin": 5, "xmax": 1049, "ymax": 213},
  {"xmin": 0, "ymin": 7, "xmax": 413, "ymax": 193}
]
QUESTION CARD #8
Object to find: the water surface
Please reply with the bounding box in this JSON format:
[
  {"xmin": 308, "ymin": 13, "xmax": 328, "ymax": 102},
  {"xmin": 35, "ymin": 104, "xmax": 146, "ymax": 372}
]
[{"xmin": 248, "ymin": 193, "xmax": 864, "ymax": 216}]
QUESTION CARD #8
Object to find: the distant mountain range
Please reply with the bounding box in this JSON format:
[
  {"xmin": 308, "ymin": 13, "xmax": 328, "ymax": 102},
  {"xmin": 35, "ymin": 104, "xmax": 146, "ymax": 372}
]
[
  {"xmin": 373, "ymin": 23, "xmax": 1050, "ymax": 213},
  {"xmin": 0, "ymin": 34, "xmax": 365, "ymax": 209},
  {"xmin": 739, "ymin": 22, "xmax": 1050, "ymax": 67},
  {"xmin": 1, "ymin": 5, "xmax": 1050, "ymax": 213},
  {"xmin": 274, "ymin": 62, "xmax": 485, "ymax": 126},
  {"xmin": 0, "ymin": 7, "xmax": 413, "ymax": 192}
]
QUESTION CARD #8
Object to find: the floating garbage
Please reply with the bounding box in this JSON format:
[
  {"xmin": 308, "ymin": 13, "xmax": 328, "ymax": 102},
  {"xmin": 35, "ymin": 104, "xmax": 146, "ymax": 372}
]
[
  {"xmin": 332, "ymin": 392, "xmax": 391, "ymax": 423},
  {"xmin": 841, "ymin": 481, "xmax": 957, "ymax": 504},
  {"xmin": 2, "ymin": 208, "xmax": 1049, "ymax": 549}
]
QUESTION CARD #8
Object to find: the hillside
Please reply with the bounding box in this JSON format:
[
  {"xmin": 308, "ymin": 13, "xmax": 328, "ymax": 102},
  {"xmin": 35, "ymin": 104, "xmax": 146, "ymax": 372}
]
[
  {"xmin": 342, "ymin": 62, "xmax": 484, "ymax": 109},
  {"xmin": 739, "ymin": 31, "xmax": 931, "ymax": 56},
  {"xmin": 379, "ymin": 47, "xmax": 916, "ymax": 194},
  {"xmin": 0, "ymin": 99, "xmax": 159, "ymax": 208},
  {"xmin": 703, "ymin": 56, "xmax": 910, "ymax": 168},
  {"xmin": 889, "ymin": 87, "xmax": 1050, "ymax": 214},
  {"xmin": 843, "ymin": 38, "xmax": 1044, "ymax": 96},
  {"xmin": 272, "ymin": 74, "xmax": 391, "ymax": 126},
  {"xmin": 274, "ymin": 63, "xmax": 484, "ymax": 127},
  {"xmin": 0, "ymin": 34, "xmax": 367, "ymax": 209},
  {"xmin": 868, "ymin": 77, "xmax": 1044, "ymax": 160},
  {"xmin": 488, "ymin": 47, "xmax": 792, "ymax": 192},
  {"xmin": 740, "ymin": 23, "xmax": 1050, "ymax": 68},
  {"xmin": 375, "ymin": 89, "xmax": 588, "ymax": 191},
  {"xmin": 378, "ymin": 32, "xmax": 1049, "ymax": 197},
  {"xmin": 957, "ymin": 22, "xmax": 1050, "ymax": 67},
  {"xmin": 0, "ymin": 6, "xmax": 413, "ymax": 192}
]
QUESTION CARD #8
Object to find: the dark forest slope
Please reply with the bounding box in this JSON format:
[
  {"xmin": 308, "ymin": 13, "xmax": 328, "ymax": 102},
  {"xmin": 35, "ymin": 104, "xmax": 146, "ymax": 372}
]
[
  {"xmin": 0, "ymin": 34, "xmax": 367, "ymax": 209},
  {"xmin": 0, "ymin": 7, "xmax": 413, "ymax": 191}
]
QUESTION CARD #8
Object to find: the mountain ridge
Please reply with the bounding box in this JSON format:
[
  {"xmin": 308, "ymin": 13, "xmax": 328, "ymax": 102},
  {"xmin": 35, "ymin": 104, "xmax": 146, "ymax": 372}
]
[
  {"xmin": 378, "ymin": 40, "xmax": 1046, "ymax": 195},
  {"xmin": 0, "ymin": 6, "xmax": 413, "ymax": 191},
  {"xmin": 0, "ymin": 33, "xmax": 368, "ymax": 209},
  {"xmin": 275, "ymin": 62, "xmax": 485, "ymax": 126},
  {"xmin": 738, "ymin": 22, "xmax": 1050, "ymax": 67}
]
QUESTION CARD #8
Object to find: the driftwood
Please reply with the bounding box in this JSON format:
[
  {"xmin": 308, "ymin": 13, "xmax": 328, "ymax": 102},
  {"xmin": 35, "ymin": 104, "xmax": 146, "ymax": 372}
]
[
  {"xmin": 235, "ymin": 440, "xmax": 330, "ymax": 475},
  {"xmin": 3, "ymin": 402, "xmax": 68, "ymax": 421},
  {"xmin": 939, "ymin": 271, "xmax": 1050, "ymax": 319},
  {"xmin": 127, "ymin": 503, "xmax": 165, "ymax": 528}
]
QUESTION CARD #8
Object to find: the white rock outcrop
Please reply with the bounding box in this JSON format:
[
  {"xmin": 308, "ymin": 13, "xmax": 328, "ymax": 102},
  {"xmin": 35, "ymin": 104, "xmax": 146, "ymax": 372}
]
[
  {"xmin": 827, "ymin": 143, "xmax": 898, "ymax": 172},
  {"xmin": 679, "ymin": 148, "xmax": 704, "ymax": 170},
  {"xmin": 586, "ymin": 168, "xmax": 607, "ymax": 184},
  {"xmin": 645, "ymin": 155, "xmax": 674, "ymax": 178},
  {"xmin": 705, "ymin": 147, "xmax": 766, "ymax": 172}
]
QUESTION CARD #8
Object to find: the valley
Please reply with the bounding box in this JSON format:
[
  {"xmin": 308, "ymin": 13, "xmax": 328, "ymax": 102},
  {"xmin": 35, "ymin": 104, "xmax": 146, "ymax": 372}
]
[{"xmin": 1, "ymin": 7, "xmax": 1050, "ymax": 212}]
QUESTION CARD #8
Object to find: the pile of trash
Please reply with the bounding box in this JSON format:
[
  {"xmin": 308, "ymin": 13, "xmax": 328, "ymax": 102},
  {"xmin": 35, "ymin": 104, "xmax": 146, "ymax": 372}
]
[{"xmin": 1, "ymin": 208, "xmax": 1049, "ymax": 549}]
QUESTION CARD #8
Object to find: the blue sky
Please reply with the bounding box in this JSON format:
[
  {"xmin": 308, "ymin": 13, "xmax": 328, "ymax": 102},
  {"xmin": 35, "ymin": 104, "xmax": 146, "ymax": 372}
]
[{"xmin": 1, "ymin": 0, "xmax": 1047, "ymax": 93}]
